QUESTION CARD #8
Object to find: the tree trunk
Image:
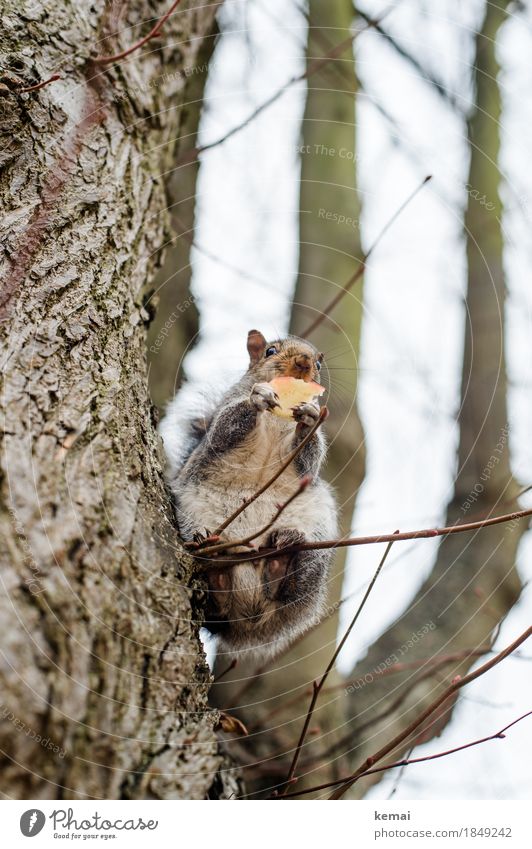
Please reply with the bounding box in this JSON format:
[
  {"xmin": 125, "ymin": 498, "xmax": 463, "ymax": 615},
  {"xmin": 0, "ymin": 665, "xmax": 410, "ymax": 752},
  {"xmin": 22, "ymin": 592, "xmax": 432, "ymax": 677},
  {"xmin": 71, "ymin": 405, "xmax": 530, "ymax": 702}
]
[
  {"xmin": 210, "ymin": 0, "xmax": 366, "ymax": 796},
  {"xmin": 342, "ymin": 0, "xmax": 524, "ymax": 798},
  {"xmin": 0, "ymin": 0, "xmax": 234, "ymax": 800}
]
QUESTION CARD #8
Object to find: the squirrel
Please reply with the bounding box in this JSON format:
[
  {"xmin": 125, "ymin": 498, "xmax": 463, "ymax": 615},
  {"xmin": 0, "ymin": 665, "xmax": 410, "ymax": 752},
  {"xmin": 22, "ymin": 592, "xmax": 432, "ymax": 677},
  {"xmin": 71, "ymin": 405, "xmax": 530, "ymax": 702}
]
[{"xmin": 160, "ymin": 330, "xmax": 338, "ymax": 659}]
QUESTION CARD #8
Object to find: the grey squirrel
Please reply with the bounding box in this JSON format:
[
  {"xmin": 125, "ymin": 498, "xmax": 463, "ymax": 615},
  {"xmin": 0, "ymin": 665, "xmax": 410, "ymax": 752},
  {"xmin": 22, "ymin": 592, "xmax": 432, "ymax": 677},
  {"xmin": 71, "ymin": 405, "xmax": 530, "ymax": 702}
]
[{"xmin": 160, "ymin": 330, "xmax": 338, "ymax": 659}]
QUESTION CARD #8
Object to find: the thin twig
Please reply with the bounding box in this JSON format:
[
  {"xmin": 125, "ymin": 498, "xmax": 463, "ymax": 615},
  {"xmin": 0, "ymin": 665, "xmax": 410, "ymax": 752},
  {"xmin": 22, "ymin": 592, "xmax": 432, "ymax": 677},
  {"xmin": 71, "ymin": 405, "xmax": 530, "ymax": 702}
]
[
  {"xmin": 19, "ymin": 74, "xmax": 61, "ymax": 93},
  {"xmin": 212, "ymin": 658, "xmax": 238, "ymax": 684},
  {"xmin": 175, "ymin": 7, "xmax": 396, "ymax": 167},
  {"xmin": 315, "ymin": 648, "xmax": 491, "ymax": 764},
  {"xmin": 328, "ymin": 646, "xmax": 490, "ymax": 698},
  {"xmin": 279, "ymin": 537, "xmax": 398, "ymax": 795},
  {"xmin": 387, "ymin": 744, "xmax": 414, "ymax": 799},
  {"xmin": 94, "ymin": 0, "xmax": 183, "ymax": 65},
  {"xmin": 281, "ymin": 709, "xmax": 532, "ymax": 798},
  {"xmin": 328, "ymin": 626, "xmax": 532, "ymax": 798},
  {"xmin": 203, "ymin": 408, "xmax": 328, "ymax": 544},
  {"xmin": 172, "ymin": 214, "xmax": 283, "ymax": 295},
  {"xmin": 198, "ymin": 476, "xmax": 312, "ymax": 556},
  {"xmin": 354, "ymin": 5, "xmax": 461, "ymax": 111},
  {"xmin": 184, "ymin": 534, "xmax": 220, "ymax": 551},
  {"xmin": 302, "ymin": 176, "xmax": 432, "ymax": 337},
  {"xmin": 204, "ymin": 504, "xmax": 532, "ymax": 568},
  {"xmin": 248, "ymin": 647, "xmax": 489, "ymax": 733},
  {"xmin": 225, "ymin": 584, "xmax": 357, "ymax": 709}
]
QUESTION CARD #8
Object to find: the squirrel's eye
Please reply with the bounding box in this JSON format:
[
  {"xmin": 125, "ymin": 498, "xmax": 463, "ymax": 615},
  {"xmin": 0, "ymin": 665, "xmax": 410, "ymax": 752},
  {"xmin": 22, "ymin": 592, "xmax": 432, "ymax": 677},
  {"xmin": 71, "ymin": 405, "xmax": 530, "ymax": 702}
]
[
  {"xmin": 316, "ymin": 360, "xmax": 322, "ymax": 371},
  {"xmin": 265, "ymin": 346, "xmax": 277, "ymax": 357}
]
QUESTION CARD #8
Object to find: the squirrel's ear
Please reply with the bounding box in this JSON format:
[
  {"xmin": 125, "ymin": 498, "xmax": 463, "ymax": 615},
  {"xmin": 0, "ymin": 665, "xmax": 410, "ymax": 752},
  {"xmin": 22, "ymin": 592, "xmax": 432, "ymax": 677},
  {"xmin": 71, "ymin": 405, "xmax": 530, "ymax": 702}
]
[{"xmin": 247, "ymin": 329, "xmax": 267, "ymax": 364}]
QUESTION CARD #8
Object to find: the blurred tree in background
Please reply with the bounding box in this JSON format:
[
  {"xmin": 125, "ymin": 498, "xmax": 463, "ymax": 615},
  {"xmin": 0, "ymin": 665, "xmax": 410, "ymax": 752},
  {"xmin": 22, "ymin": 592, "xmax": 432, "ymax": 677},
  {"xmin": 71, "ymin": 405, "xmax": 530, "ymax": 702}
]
[
  {"xmin": 210, "ymin": 0, "xmax": 366, "ymax": 796},
  {"xmin": 147, "ymin": 19, "xmax": 219, "ymax": 410},
  {"xmin": 341, "ymin": 0, "xmax": 526, "ymax": 798}
]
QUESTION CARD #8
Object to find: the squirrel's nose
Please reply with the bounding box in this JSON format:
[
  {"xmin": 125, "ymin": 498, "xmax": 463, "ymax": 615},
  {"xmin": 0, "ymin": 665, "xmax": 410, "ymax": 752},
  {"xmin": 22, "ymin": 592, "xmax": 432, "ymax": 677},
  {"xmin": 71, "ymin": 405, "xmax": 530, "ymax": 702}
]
[{"xmin": 293, "ymin": 354, "xmax": 311, "ymax": 373}]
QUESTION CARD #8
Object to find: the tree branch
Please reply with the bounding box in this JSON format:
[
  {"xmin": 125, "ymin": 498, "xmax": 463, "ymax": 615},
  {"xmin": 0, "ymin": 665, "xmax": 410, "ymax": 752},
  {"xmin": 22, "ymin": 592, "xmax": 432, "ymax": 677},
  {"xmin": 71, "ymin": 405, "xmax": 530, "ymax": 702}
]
[
  {"xmin": 199, "ymin": 408, "xmax": 328, "ymax": 544},
  {"xmin": 278, "ymin": 537, "xmax": 398, "ymax": 794},
  {"xmin": 18, "ymin": 74, "xmax": 61, "ymax": 93},
  {"xmin": 203, "ymin": 504, "xmax": 532, "ymax": 567},
  {"xmin": 328, "ymin": 626, "xmax": 532, "ymax": 798},
  {"xmin": 212, "ymin": 659, "xmax": 238, "ymax": 684},
  {"xmin": 354, "ymin": 4, "xmax": 462, "ymax": 112},
  {"xmin": 175, "ymin": 5, "xmax": 396, "ymax": 167},
  {"xmin": 302, "ymin": 175, "xmax": 432, "ymax": 337},
  {"xmin": 94, "ymin": 0, "xmax": 183, "ymax": 65},
  {"xmin": 198, "ymin": 475, "xmax": 312, "ymax": 556},
  {"xmin": 282, "ymin": 709, "xmax": 532, "ymax": 798},
  {"xmin": 245, "ymin": 646, "xmax": 490, "ymax": 733}
]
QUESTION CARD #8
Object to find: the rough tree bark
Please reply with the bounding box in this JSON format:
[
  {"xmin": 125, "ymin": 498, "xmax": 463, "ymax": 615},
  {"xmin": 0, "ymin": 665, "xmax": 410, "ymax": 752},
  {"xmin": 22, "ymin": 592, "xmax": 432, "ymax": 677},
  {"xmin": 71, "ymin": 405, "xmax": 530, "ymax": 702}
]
[
  {"xmin": 0, "ymin": 0, "xmax": 235, "ymax": 800},
  {"xmin": 340, "ymin": 0, "xmax": 525, "ymax": 798},
  {"xmin": 210, "ymin": 0, "xmax": 366, "ymax": 796}
]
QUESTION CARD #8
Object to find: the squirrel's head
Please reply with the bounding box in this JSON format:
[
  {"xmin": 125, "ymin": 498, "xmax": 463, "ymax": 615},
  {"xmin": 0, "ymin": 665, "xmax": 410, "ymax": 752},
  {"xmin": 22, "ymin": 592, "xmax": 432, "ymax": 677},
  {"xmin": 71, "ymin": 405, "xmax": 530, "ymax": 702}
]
[{"xmin": 246, "ymin": 329, "xmax": 323, "ymax": 383}]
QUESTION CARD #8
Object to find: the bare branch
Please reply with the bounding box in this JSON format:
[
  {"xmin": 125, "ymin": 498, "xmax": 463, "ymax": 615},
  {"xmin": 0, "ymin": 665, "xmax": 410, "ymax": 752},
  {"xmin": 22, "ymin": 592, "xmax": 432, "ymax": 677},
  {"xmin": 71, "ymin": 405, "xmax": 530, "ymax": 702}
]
[
  {"xmin": 354, "ymin": 5, "xmax": 462, "ymax": 112},
  {"xmin": 278, "ymin": 537, "xmax": 398, "ymax": 794},
  {"xmin": 302, "ymin": 176, "xmax": 432, "ymax": 337},
  {"xmin": 282, "ymin": 709, "xmax": 532, "ymax": 798},
  {"xmin": 175, "ymin": 6, "xmax": 397, "ymax": 167},
  {"xmin": 94, "ymin": 0, "xmax": 183, "ymax": 65},
  {"xmin": 212, "ymin": 659, "xmax": 238, "ymax": 684},
  {"xmin": 171, "ymin": 214, "xmax": 285, "ymax": 296},
  {"xmin": 204, "ymin": 504, "xmax": 532, "ymax": 567},
  {"xmin": 313, "ymin": 648, "xmax": 492, "ymax": 765},
  {"xmin": 328, "ymin": 626, "xmax": 532, "ymax": 798},
  {"xmin": 246, "ymin": 647, "xmax": 490, "ymax": 733},
  {"xmin": 327, "ymin": 646, "xmax": 491, "ymax": 698},
  {"xmin": 198, "ymin": 476, "xmax": 312, "ymax": 556},
  {"xmin": 200, "ymin": 408, "xmax": 328, "ymax": 544},
  {"xmin": 18, "ymin": 74, "xmax": 61, "ymax": 93}
]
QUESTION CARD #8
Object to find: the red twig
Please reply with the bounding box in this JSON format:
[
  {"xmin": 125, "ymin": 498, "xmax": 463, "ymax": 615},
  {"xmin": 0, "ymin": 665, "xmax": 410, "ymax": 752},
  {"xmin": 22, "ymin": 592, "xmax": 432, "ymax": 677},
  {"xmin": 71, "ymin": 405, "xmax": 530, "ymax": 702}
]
[
  {"xmin": 314, "ymin": 648, "xmax": 491, "ymax": 765},
  {"xmin": 245, "ymin": 646, "xmax": 493, "ymax": 740},
  {"xmin": 327, "ymin": 626, "xmax": 532, "ymax": 798},
  {"xmin": 302, "ymin": 176, "xmax": 432, "ymax": 337},
  {"xmin": 94, "ymin": 0, "xmax": 183, "ymax": 65},
  {"xmin": 217, "ymin": 642, "xmax": 519, "ymax": 760},
  {"xmin": 224, "ymin": 573, "xmax": 406, "ymax": 709},
  {"xmin": 197, "ymin": 476, "xmax": 312, "ymax": 556},
  {"xmin": 327, "ymin": 646, "xmax": 491, "ymax": 697},
  {"xmin": 184, "ymin": 534, "xmax": 220, "ymax": 551},
  {"xmin": 203, "ymin": 504, "xmax": 532, "ymax": 567},
  {"xmin": 281, "ymin": 709, "xmax": 532, "ymax": 798},
  {"xmin": 204, "ymin": 408, "xmax": 328, "ymax": 543},
  {"xmin": 19, "ymin": 74, "xmax": 61, "ymax": 93},
  {"xmin": 278, "ymin": 537, "xmax": 398, "ymax": 795}
]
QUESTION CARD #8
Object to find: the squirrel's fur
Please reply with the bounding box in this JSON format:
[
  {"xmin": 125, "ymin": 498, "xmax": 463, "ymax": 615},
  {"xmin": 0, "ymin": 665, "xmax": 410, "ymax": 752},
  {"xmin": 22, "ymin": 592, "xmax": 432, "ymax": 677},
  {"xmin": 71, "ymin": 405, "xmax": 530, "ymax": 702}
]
[{"xmin": 160, "ymin": 330, "xmax": 338, "ymax": 659}]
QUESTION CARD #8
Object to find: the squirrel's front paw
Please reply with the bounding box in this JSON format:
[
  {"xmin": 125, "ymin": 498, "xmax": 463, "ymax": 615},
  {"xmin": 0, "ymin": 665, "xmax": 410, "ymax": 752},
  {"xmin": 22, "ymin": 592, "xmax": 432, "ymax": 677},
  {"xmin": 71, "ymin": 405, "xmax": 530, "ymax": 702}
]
[
  {"xmin": 269, "ymin": 528, "xmax": 306, "ymax": 549},
  {"xmin": 292, "ymin": 401, "xmax": 320, "ymax": 428},
  {"xmin": 250, "ymin": 382, "xmax": 280, "ymax": 412}
]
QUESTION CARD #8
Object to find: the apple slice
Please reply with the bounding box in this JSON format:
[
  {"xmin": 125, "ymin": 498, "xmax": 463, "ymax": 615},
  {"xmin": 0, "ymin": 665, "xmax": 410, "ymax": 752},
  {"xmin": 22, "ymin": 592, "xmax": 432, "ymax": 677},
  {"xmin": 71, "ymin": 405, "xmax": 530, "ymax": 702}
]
[{"xmin": 268, "ymin": 376, "xmax": 325, "ymax": 420}]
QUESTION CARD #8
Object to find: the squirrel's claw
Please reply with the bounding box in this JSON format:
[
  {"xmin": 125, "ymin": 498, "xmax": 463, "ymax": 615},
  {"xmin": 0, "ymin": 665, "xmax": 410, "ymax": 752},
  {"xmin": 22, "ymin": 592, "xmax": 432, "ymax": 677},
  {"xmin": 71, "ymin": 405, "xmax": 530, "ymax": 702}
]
[
  {"xmin": 291, "ymin": 401, "xmax": 320, "ymax": 428},
  {"xmin": 250, "ymin": 382, "xmax": 281, "ymax": 412}
]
